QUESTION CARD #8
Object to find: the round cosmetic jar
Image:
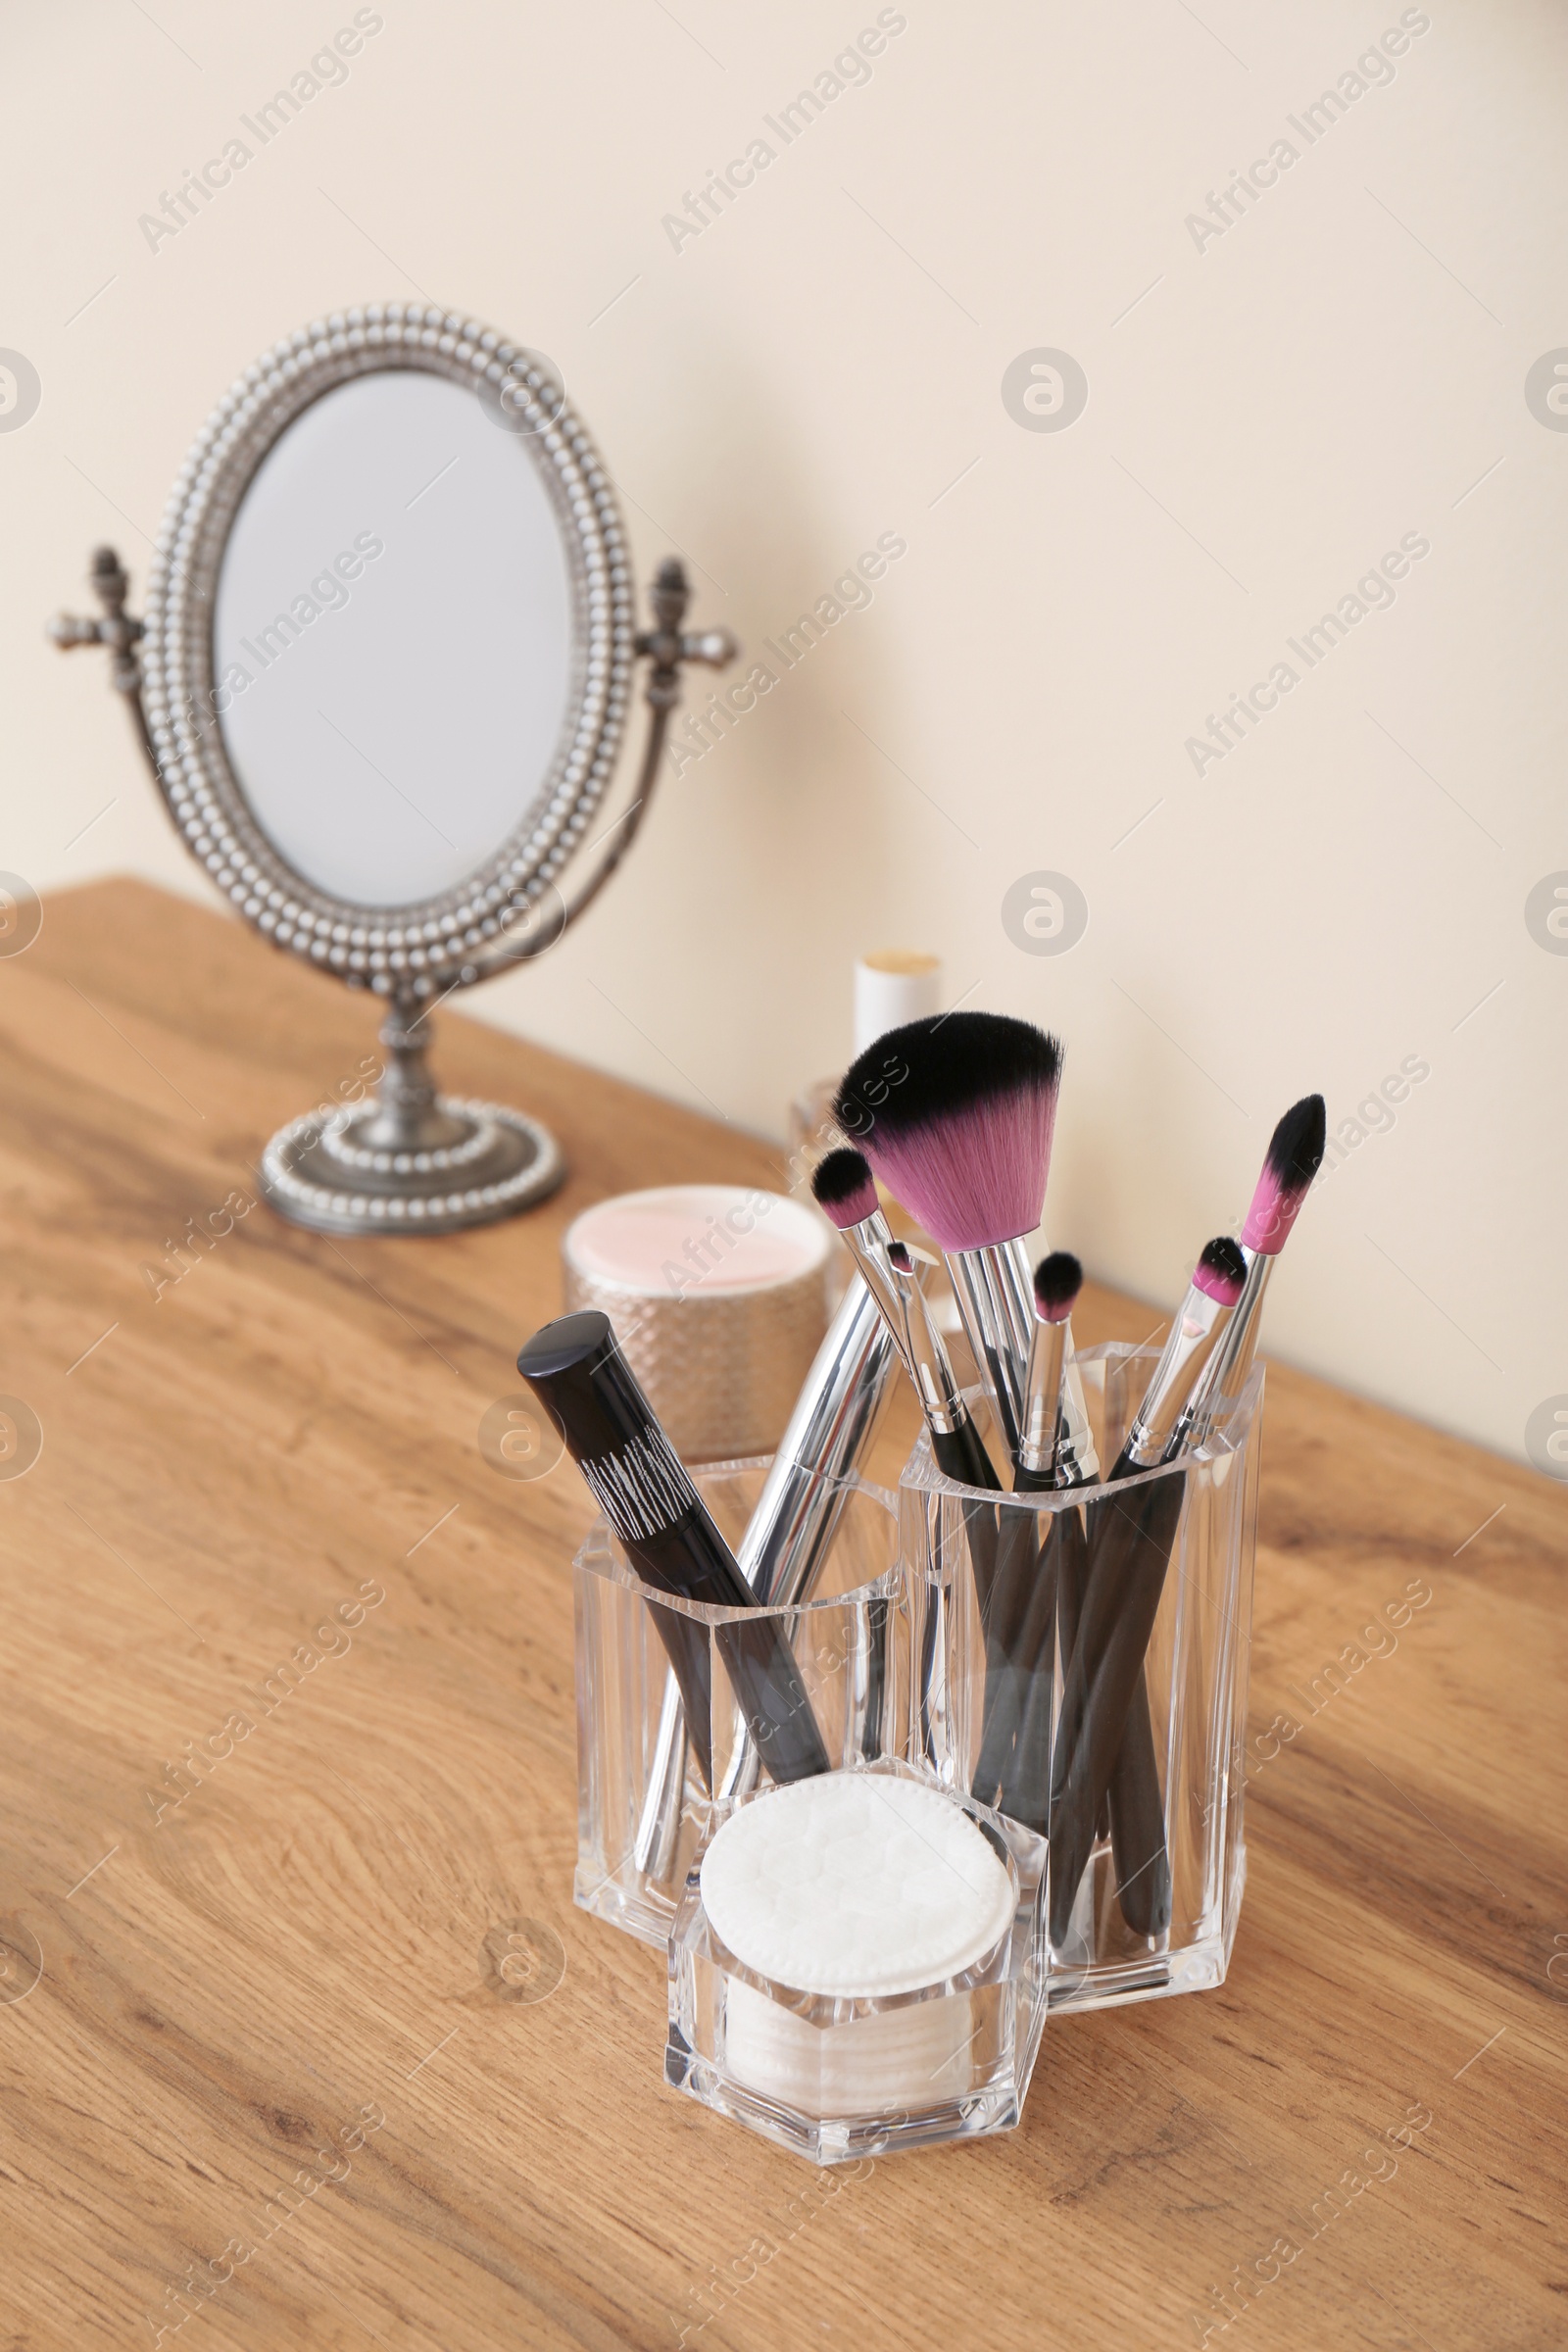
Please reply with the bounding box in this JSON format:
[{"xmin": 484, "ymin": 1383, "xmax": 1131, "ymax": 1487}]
[
  {"xmin": 666, "ymin": 1760, "xmax": 1049, "ymax": 2163},
  {"xmin": 562, "ymin": 1185, "xmax": 830, "ymax": 1462}
]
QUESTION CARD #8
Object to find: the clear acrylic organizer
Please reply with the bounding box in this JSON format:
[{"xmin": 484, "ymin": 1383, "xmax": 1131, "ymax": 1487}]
[
  {"xmin": 573, "ymin": 1459, "xmax": 906, "ymax": 1949},
  {"xmin": 900, "ymin": 1343, "xmax": 1263, "ymax": 2012}
]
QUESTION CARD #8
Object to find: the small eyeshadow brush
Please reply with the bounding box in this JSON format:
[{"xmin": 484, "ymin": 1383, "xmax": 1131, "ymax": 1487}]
[
  {"xmin": 811, "ymin": 1150, "xmax": 1003, "ymax": 1775},
  {"xmin": 972, "ymin": 1252, "xmax": 1086, "ymax": 1812},
  {"xmin": 809, "ymin": 1149, "xmax": 999, "ymax": 1494},
  {"xmin": 1050, "ymin": 1101, "xmax": 1324, "ymax": 1946},
  {"xmin": 1045, "ymin": 1235, "xmax": 1248, "ymax": 1936}
]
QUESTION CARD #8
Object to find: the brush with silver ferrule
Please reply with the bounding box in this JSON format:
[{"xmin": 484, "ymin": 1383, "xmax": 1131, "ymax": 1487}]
[
  {"xmin": 1045, "ymin": 1232, "xmax": 1248, "ymax": 1941},
  {"xmin": 970, "ymin": 1251, "xmax": 1089, "ymax": 1811},
  {"xmin": 1115, "ymin": 1233, "xmax": 1249, "ymax": 1474},
  {"xmin": 833, "ymin": 1011, "xmax": 1094, "ymax": 1475},
  {"xmin": 1014, "ymin": 1250, "xmax": 1089, "ymax": 1493},
  {"xmin": 1192, "ymin": 1095, "xmax": 1326, "ymax": 1436},
  {"xmin": 809, "ymin": 1150, "xmax": 998, "ymax": 1493},
  {"xmin": 811, "ymin": 1150, "xmax": 1001, "ymax": 1779},
  {"xmin": 1052, "ymin": 1234, "xmax": 1247, "ymax": 1932}
]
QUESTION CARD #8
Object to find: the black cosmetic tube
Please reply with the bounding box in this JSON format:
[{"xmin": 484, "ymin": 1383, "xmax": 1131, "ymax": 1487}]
[{"xmin": 518, "ymin": 1312, "xmax": 830, "ymax": 1792}]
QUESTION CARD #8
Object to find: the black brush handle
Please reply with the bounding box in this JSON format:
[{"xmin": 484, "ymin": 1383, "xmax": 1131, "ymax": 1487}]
[
  {"xmin": 969, "ymin": 1504, "xmax": 1043, "ymax": 1808},
  {"xmin": 1105, "ymin": 1674, "xmax": 1172, "ymax": 1936},
  {"xmin": 930, "ymin": 1415, "xmax": 1002, "ymax": 1494},
  {"xmin": 1053, "ymin": 1444, "xmax": 1171, "ymax": 1935},
  {"xmin": 999, "ymin": 1496, "xmax": 1094, "ymax": 1832},
  {"xmin": 968, "ymin": 1458, "xmax": 1063, "ymax": 1811},
  {"xmin": 859, "ymin": 1592, "xmax": 889, "ymax": 1760},
  {"xmin": 928, "ymin": 1414, "xmax": 1005, "ymax": 1796},
  {"xmin": 639, "ymin": 1593, "xmax": 718, "ymax": 1793},
  {"xmin": 1045, "ymin": 1501, "xmax": 1110, "ymax": 1834},
  {"xmin": 982, "ymin": 1504, "xmax": 1069, "ymax": 1825},
  {"xmin": 930, "ymin": 1417, "xmax": 1002, "ymax": 1623},
  {"xmin": 1049, "ymin": 1473, "xmax": 1185, "ymax": 1945}
]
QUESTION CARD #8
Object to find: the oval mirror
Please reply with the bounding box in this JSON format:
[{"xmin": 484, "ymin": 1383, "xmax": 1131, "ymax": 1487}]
[{"xmin": 52, "ymin": 303, "xmax": 736, "ymax": 1236}]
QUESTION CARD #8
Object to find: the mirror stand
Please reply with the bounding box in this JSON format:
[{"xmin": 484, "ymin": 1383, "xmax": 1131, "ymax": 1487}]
[
  {"xmin": 260, "ymin": 993, "xmax": 564, "ymax": 1235},
  {"xmin": 54, "ymin": 547, "xmax": 736, "ymax": 1237}
]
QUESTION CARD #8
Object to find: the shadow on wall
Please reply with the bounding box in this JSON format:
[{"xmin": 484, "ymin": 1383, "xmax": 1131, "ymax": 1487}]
[{"xmin": 582, "ymin": 323, "xmax": 909, "ymax": 1086}]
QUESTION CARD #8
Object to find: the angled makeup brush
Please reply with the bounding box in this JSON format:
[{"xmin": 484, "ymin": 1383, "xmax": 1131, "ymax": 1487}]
[
  {"xmin": 833, "ymin": 1012, "xmax": 1072, "ymax": 1467},
  {"xmin": 1192, "ymin": 1095, "xmax": 1326, "ymax": 1434},
  {"xmin": 810, "ymin": 1149, "xmax": 998, "ymax": 1493}
]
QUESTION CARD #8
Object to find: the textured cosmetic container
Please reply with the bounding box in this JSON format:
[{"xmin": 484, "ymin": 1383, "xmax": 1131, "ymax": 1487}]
[{"xmin": 562, "ymin": 1185, "xmax": 831, "ymax": 1461}]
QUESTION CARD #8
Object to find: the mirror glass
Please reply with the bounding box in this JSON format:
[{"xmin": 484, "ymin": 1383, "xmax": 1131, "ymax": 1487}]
[{"xmin": 213, "ymin": 370, "xmax": 572, "ymax": 908}]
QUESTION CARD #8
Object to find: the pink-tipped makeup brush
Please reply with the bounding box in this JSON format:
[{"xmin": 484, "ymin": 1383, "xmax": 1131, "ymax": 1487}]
[
  {"xmin": 832, "ymin": 1012, "xmax": 1081, "ymax": 1471},
  {"xmin": 1111, "ymin": 1232, "xmax": 1249, "ymax": 1477},
  {"xmin": 1191, "ymin": 1095, "xmax": 1327, "ymax": 1434},
  {"xmin": 971, "ymin": 1250, "xmax": 1089, "ymax": 1811},
  {"xmin": 809, "ymin": 1148, "xmax": 998, "ymax": 1493}
]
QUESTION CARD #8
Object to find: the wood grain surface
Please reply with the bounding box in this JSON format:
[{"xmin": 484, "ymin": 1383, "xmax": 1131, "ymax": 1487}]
[{"xmin": 0, "ymin": 878, "xmax": 1563, "ymax": 2352}]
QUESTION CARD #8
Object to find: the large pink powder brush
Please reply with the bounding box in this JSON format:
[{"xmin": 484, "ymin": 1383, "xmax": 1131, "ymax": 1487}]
[{"xmin": 832, "ymin": 1012, "xmax": 1066, "ymax": 1467}]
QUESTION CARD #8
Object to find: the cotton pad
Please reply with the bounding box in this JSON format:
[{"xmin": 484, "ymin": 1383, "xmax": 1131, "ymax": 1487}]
[
  {"xmin": 698, "ymin": 1771, "xmax": 1017, "ymax": 2116},
  {"xmin": 701, "ymin": 1769, "xmax": 1015, "ymax": 1999}
]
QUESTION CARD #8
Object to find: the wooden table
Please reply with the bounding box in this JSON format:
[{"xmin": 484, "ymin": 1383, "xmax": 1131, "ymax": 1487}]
[{"xmin": 2, "ymin": 878, "xmax": 1563, "ymax": 2352}]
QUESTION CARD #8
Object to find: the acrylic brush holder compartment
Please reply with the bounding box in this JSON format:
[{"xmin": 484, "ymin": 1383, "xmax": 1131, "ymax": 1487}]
[
  {"xmin": 900, "ymin": 1343, "xmax": 1262, "ymax": 2012},
  {"xmin": 573, "ymin": 1458, "xmax": 906, "ymax": 1949},
  {"xmin": 665, "ymin": 1755, "xmax": 1048, "ymax": 2166}
]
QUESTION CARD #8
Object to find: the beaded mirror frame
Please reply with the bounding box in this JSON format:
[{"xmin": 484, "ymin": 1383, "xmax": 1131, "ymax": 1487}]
[{"xmin": 53, "ymin": 303, "xmax": 736, "ymax": 1235}]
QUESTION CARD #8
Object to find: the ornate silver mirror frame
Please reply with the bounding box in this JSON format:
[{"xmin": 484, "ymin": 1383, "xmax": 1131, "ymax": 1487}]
[{"xmin": 53, "ymin": 303, "xmax": 735, "ymax": 1235}]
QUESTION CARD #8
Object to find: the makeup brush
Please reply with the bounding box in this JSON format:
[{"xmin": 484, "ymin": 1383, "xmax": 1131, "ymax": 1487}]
[
  {"xmin": 978, "ymin": 1252, "xmax": 1090, "ymax": 1817},
  {"xmin": 1014, "ymin": 1251, "xmax": 1088, "ymax": 1492},
  {"xmin": 1049, "ymin": 1121, "xmax": 1319, "ymax": 1948},
  {"xmin": 812, "ymin": 1149, "xmax": 1004, "ymax": 1782},
  {"xmin": 833, "ymin": 1012, "xmax": 1068, "ymax": 1465},
  {"xmin": 1115, "ymin": 1234, "xmax": 1249, "ymax": 1476},
  {"xmin": 517, "ymin": 1311, "xmax": 830, "ymax": 1793},
  {"xmin": 809, "ymin": 1149, "xmax": 998, "ymax": 1494},
  {"xmin": 1043, "ymin": 1234, "xmax": 1249, "ymax": 1933},
  {"xmin": 1057, "ymin": 1111, "xmax": 1322, "ymax": 1934},
  {"xmin": 1094, "ymin": 1233, "xmax": 1248, "ymax": 1934},
  {"xmin": 974, "ymin": 1251, "xmax": 1082, "ymax": 1796},
  {"xmin": 1192, "ymin": 1095, "xmax": 1327, "ymax": 1434}
]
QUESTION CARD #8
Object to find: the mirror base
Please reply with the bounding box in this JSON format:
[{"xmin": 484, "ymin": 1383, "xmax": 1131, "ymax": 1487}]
[{"xmin": 260, "ymin": 1097, "xmax": 564, "ymax": 1237}]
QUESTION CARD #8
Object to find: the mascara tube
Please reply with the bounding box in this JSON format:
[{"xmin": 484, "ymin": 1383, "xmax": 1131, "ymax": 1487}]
[
  {"xmin": 518, "ymin": 1312, "xmax": 830, "ymax": 1792},
  {"xmin": 635, "ymin": 1277, "xmax": 901, "ymax": 1870}
]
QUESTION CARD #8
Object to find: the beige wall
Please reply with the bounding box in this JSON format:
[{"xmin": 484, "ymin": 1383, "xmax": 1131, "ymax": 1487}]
[{"xmin": 4, "ymin": 0, "xmax": 1563, "ymax": 1465}]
